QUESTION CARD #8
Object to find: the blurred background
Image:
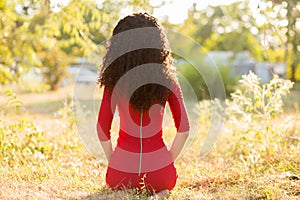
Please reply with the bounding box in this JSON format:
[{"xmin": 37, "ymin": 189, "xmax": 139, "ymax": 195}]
[{"xmin": 0, "ymin": 0, "xmax": 299, "ymax": 94}]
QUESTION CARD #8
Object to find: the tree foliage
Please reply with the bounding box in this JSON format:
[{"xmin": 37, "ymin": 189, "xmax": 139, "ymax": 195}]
[
  {"xmin": 31, "ymin": 0, "xmax": 105, "ymax": 90},
  {"xmin": 0, "ymin": 0, "xmax": 156, "ymax": 89},
  {"xmin": 259, "ymin": 0, "xmax": 300, "ymax": 81},
  {"xmin": 0, "ymin": 0, "xmax": 40, "ymax": 84},
  {"xmin": 181, "ymin": 2, "xmax": 263, "ymax": 61},
  {"xmin": 1, "ymin": 0, "xmax": 299, "ymax": 89}
]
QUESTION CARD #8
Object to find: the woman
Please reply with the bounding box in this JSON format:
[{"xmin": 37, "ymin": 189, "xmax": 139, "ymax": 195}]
[{"xmin": 97, "ymin": 13, "xmax": 190, "ymax": 196}]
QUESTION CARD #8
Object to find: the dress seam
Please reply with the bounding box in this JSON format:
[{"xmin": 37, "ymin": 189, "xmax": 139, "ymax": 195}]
[{"xmin": 138, "ymin": 108, "xmax": 143, "ymax": 176}]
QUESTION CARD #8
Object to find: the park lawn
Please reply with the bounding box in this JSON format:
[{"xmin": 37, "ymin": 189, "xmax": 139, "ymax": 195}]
[{"xmin": 0, "ymin": 84, "xmax": 299, "ymax": 199}]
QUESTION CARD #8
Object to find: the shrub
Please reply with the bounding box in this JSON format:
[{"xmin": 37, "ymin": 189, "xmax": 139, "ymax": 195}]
[
  {"xmin": 0, "ymin": 89, "xmax": 23, "ymax": 114},
  {"xmin": 225, "ymin": 72, "xmax": 295, "ymax": 172},
  {"xmin": 0, "ymin": 120, "xmax": 55, "ymax": 167},
  {"xmin": 228, "ymin": 71, "xmax": 294, "ymax": 122},
  {"xmin": 197, "ymin": 72, "xmax": 296, "ymax": 173}
]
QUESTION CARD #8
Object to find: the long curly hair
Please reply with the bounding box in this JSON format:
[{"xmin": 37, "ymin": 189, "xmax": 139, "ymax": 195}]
[{"xmin": 98, "ymin": 13, "xmax": 177, "ymax": 111}]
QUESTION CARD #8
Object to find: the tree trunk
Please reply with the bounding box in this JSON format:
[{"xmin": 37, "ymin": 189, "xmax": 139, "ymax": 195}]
[
  {"xmin": 290, "ymin": 63, "xmax": 296, "ymax": 82},
  {"xmin": 286, "ymin": 1, "xmax": 297, "ymax": 81}
]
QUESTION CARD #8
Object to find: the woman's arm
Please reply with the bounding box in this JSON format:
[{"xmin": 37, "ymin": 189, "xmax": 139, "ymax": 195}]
[
  {"xmin": 100, "ymin": 140, "xmax": 113, "ymax": 162},
  {"xmin": 97, "ymin": 87, "xmax": 116, "ymax": 162},
  {"xmin": 169, "ymin": 131, "xmax": 189, "ymax": 161},
  {"xmin": 167, "ymin": 81, "xmax": 190, "ymax": 161}
]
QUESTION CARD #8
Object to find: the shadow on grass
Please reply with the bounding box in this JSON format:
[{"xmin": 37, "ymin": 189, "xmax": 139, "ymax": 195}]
[
  {"xmin": 77, "ymin": 187, "xmax": 124, "ymax": 200},
  {"xmin": 78, "ymin": 187, "xmax": 156, "ymax": 200}
]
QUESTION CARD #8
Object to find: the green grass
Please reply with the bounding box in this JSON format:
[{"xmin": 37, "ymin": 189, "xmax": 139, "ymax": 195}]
[
  {"xmin": 0, "ymin": 84, "xmax": 299, "ymax": 199},
  {"xmin": 292, "ymin": 81, "xmax": 300, "ymax": 91}
]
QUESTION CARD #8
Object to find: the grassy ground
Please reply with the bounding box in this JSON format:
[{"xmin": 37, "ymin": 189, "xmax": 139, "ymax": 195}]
[{"xmin": 0, "ymin": 83, "xmax": 299, "ymax": 199}]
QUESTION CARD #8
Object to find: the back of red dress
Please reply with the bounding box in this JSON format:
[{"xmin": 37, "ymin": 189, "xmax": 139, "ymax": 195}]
[{"xmin": 96, "ymin": 81, "xmax": 190, "ymax": 193}]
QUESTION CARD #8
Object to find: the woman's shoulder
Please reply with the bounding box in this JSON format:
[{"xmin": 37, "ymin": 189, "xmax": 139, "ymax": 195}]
[{"xmin": 170, "ymin": 79, "xmax": 181, "ymax": 93}]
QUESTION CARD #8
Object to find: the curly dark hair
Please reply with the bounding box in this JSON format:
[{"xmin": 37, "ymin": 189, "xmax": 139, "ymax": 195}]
[{"xmin": 98, "ymin": 13, "xmax": 177, "ymax": 111}]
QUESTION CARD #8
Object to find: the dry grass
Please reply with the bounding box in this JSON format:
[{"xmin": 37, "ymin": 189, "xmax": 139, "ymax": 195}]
[{"xmin": 0, "ymin": 84, "xmax": 299, "ymax": 199}]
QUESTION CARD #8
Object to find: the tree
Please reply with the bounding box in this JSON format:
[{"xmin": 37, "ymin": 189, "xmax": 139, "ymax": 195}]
[
  {"xmin": 30, "ymin": 0, "xmax": 109, "ymax": 90},
  {"xmin": 38, "ymin": 46, "xmax": 69, "ymax": 90},
  {"xmin": 0, "ymin": 0, "xmax": 40, "ymax": 84},
  {"xmin": 39, "ymin": 0, "xmax": 158, "ymax": 90},
  {"xmin": 0, "ymin": 0, "xmax": 161, "ymax": 88},
  {"xmin": 259, "ymin": 0, "xmax": 300, "ymax": 81},
  {"xmin": 181, "ymin": 1, "xmax": 263, "ymax": 61},
  {"xmin": 176, "ymin": 1, "xmax": 264, "ymax": 99}
]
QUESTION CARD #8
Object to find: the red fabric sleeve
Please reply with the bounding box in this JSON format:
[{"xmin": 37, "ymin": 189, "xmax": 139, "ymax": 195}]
[
  {"xmin": 97, "ymin": 87, "xmax": 116, "ymax": 141},
  {"xmin": 167, "ymin": 81, "xmax": 190, "ymax": 133}
]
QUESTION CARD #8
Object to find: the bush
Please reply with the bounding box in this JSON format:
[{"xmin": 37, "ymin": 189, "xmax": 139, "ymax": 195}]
[
  {"xmin": 0, "ymin": 65, "xmax": 17, "ymax": 85},
  {"xmin": 197, "ymin": 72, "xmax": 297, "ymax": 173},
  {"xmin": 228, "ymin": 71, "xmax": 294, "ymax": 121},
  {"xmin": 0, "ymin": 119, "xmax": 55, "ymax": 167},
  {"xmin": 176, "ymin": 60, "xmax": 238, "ymax": 100},
  {"xmin": 0, "ymin": 89, "xmax": 23, "ymax": 114},
  {"xmin": 225, "ymin": 72, "xmax": 295, "ymax": 172}
]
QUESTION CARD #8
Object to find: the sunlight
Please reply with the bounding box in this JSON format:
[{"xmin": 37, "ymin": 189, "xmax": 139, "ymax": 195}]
[
  {"xmin": 153, "ymin": 0, "xmax": 241, "ymax": 24},
  {"xmin": 50, "ymin": 0, "xmax": 262, "ymax": 24}
]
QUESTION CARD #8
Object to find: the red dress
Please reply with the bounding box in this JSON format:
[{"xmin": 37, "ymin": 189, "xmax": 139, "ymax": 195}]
[{"xmin": 97, "ymin": 82, "xmax": 190, "ymax": 193}]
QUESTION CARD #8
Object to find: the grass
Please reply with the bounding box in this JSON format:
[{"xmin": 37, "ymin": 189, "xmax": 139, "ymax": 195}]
[
  {"xmin": 284, "ymin": 82, "xmax": 300, "ymax": 112},
  {"xmin": 0, "ymin": 83, "xmax": 299, "ymax": 199}
]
